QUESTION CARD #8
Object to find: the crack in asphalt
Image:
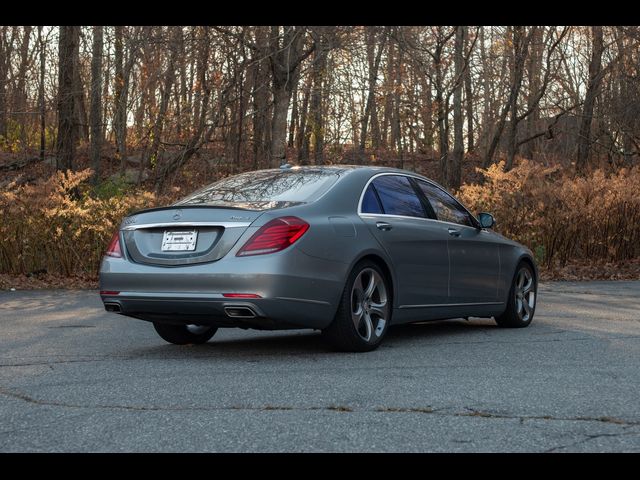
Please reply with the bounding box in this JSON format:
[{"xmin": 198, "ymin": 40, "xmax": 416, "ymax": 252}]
[
  {"xmin": 543, "ymin": 430, "xmax": 640, "ymax": 453},
  {"xmin": 1, "ymin": 385, "xmax": 638, "ymax": 431}
]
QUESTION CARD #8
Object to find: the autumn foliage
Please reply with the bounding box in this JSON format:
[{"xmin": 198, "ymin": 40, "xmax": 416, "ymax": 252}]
[
  {"xmin": 0, "ymin": 169, "xmax": 155, "ymax": 277},
  {"xmin": 458, "ymin": 161, "xmax": 640, "ymax": 268},
  {"xmin": 1, "ymin": 163, "xmax": 640, "ymax": 280}
]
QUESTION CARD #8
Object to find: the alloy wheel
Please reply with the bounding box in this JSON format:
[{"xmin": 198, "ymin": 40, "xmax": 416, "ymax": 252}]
[
  {"xmin": 350, "ymin": 268, "xmax": 389, "ymax": 343},
  {"xmin": 515, "ymin": 267, "xmax": 536, "ymax": 322}
]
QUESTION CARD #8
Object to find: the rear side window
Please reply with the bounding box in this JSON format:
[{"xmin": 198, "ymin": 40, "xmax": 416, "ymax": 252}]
[
  {"xmin": 415, "ymin": 180, "xmax": 476, "ymax": 227},
  {"xmin": 361, "ymin": 184, "xmax": 383, "ymax": 214},
  {"xmin": 370, "ymin": 175, "xmax": 426, "ymax": 218}
]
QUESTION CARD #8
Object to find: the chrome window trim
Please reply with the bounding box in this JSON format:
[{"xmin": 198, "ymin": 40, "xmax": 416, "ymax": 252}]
[
  {"xmin": 357, "ymin": 172, "xmax": 429, "ymax": 219},
  {"xmin": 357, "ymin": 172, "xmax": 481, "ymax": 229},
  {"xmin": 121, "ymin": 221, "xmax": 252, "ymax": 231}
]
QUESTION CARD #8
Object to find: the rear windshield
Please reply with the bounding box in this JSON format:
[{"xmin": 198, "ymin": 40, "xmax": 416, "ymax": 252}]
[{"xmin": 175, "ymin": 169, "xmax": 340, "ymax": 210}]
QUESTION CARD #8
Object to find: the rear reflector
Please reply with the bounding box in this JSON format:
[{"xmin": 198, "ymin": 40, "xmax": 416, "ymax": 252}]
[
  {"xmin": 236, "ymin": 216, "xmax": 309, "ymax": 257},
  {"xmin": 105, "ymin": 231, "xmax": 122, "ymax": 258},
  {"xmin": 100, "ymin": 290, "xmax": 120, "ymax": 295},
  {"xmin": 222, "ymin": 293, "xmax": 262, "ymax": 299}
]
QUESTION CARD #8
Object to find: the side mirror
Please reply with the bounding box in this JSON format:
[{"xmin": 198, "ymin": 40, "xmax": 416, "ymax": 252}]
[{"xmin": 478, "ymin": 212, "xmax": 495, "ymax": 229}]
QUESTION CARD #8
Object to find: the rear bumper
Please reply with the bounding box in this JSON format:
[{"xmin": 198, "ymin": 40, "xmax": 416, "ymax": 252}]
[
  {"xmin": 100, "ymin": 292, "xmax": 336, "ymax": 330},
  {"xmin": 99, "ymin": 247, "xmax": 347, "ymax": 330}
]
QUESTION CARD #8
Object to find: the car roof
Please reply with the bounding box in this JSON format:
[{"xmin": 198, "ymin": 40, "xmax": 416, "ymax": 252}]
[{"xmin": 254, "ymin": 164, "xmax": 430, "ymax": 177}]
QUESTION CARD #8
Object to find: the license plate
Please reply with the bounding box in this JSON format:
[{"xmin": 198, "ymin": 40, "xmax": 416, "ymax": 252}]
[{"xmin": 161, "ymin": 230, "xmax": 198, "ymax": 251}]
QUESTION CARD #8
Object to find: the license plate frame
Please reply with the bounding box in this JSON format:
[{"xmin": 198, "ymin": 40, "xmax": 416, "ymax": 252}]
[{"xmin": 161, "ymin": 230, "xmax": 198, "ymax": 252}]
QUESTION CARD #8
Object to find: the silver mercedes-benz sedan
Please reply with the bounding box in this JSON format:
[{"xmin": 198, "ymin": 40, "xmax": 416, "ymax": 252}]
[{"xmin": 99, "ymin": 165, "xmax": 538, "ymax": 352}]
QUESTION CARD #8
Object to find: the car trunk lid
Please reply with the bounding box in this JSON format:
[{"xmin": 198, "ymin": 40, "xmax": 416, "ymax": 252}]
[{"xmin": 121, "ymin": 206, "xmax": 263, "ymax": 266}]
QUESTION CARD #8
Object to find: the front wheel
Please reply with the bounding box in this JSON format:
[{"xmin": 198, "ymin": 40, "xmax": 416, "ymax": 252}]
[
  {"xmin": 322, "ymin": 260, "xmax": 391, "ymax": 352},
  {"xmin": 153, "ymin": 322, "xmax": 218, "ymax": 345},
  {"xmin": 495, "ymin": 262, "xmax": 537, "ymax": 328}
]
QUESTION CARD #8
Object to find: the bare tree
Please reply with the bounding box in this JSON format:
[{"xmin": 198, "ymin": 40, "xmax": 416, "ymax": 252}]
[
  {"xmin": 38, "ymin": 26, "xmax": 46, "ymax": 161},
  {"xmin": 482, "ymin": 26, "xmax": 533, "ymax": 168},
  {"xmin": 55, "ymin": 26, "xmax": 80, "ymax": 171},
  {"xmin": 448, "ymin": 26, "xmax": 465, "ymax": 189},
  {"xmin": 89, "ymin": 26, "xmax": 103, "ymax": 184},
  {"xmin": 267, "ymin": 26, "xmax": 315, "ymax": 167},
  {"xmin": 576, "ymin": 26, "xmax": 605, "ymax": 172},
  {"xmin": 0, "ymin": 27, "xmax": 17, "ymax": 143}
]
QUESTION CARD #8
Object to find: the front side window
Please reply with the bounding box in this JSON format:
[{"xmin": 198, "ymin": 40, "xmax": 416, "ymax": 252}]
[
  {"xmin": 415, "ymin": 180, "xmax": 476, "ymax": 227},
  {"xmin": 369, "ymin": 175, "xmax": 426, "ymax": 218}
]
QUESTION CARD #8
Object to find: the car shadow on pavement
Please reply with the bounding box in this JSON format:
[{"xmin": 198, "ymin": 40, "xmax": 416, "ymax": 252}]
[
  {"xmin": 126, "ymin": 318, "xmax": 500, "ymax": 358},
  {"xmin": 385, "ymin": 318, "xmax": 498, "ymax": 343}
]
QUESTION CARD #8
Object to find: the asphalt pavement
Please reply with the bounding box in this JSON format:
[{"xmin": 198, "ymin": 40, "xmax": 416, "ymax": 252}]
[{"xmin": 1, "ymin": 281, "xmax": 639, "ymax": 452}]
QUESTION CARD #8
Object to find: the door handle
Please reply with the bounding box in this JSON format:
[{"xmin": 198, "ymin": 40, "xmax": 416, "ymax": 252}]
[
  {"xmin": 376, "ymin": 221, "xmax": 393, "ymax": 231},
  {"xmin": 448, "ymin": 227, "xmax": 461, "ymax": 237}
]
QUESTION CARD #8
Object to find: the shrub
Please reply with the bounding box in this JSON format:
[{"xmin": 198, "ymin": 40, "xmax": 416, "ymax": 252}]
[
  {"xmin": 1, "ymin": 163, "xmax": 639, "ymax": 279},
  {"xmin": 457, "ymin": 161, "xmax": 640, "ymax": 267},
  {"xmin": 0, "ymin": 169, "xmax": 156, "ymax": 277}
]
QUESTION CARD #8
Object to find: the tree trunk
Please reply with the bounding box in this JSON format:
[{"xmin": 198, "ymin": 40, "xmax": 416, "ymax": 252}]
[
  {"xmin": 0, "ymin": 27, "xmax": 15, "ymax": 142},
  {"xmin": 287, "ymin": 72, "xmax": 300, "ymax": 149},
  {"xmin": 270, "ymin": 84, "xmax": 290, "ymax": 166},
  {"xmin": 113, "ymin": 26, "xmax": 126, "ymax": 169},
  {"xmin": 391, "ymin": 39, "xmax": 403, "ymax": 154},
  {"xmin": 15, "ymin": 26, "xmax": 32, "ymax": 150},
  {"xmin": 576, "ymin": 26, "xmax": 605, "ymax": 173},
  {"xmin": 381, "ymin": 36, "xmax": 395, "ymax": 149},
  {"xmin": 251, "ymin": 27, "xmax": 270, "ymax": 169},
  {"xmin": 55, "ymin": 26, "xmax": 80, "ymax": 171},
  {"xmin": 435, "ymin": 33, "xmax": 449, "ymax": 181},
  {"xmin": 74, "ymin": 52, "xmax": 89, "ymax": 143},
  {"xmin": 419, "ymin": 72, "xmax": 433, "ymax": 153},
  {"xmin": 297, "ymin": 73, "xmax": 312, "ymax": 164},
  {"xmin": 483, "ymin": 27, "xmax": 531, "ymax": 169},
  {"xmin": 150, "ymin": 27, "xmax": 180, "ymax": 186},
  {"xmin": 89, "ymin": 26, "xmax": 103, "ymax": 184},
  {"xmin": 38, "ymin": 26, "xmax": 46, "ymax": 161},
  {"xmin": 360, "ymin": 27, "xmax": 387, "ymax": 157},
  {"xmin": 523, "ymin": 27, "xmax": 543, "ymax": 160},
  {"xmin": 448, "ymin": 26, "xmax": 465, "ymax": 189},
  {"xmin": 504, "ymin": 27, "xmax": 532, "ymax": 170},
  {"xmin": 310, "ymin": 40, "xmax": 329, "ymax": 165},
  {"xmin": 268, "ymin": 26, "xmax": 314, "ymax": 167},
  {"xmin": 463, "ymin": 28, "xmax": 474, "ymax": 153}
]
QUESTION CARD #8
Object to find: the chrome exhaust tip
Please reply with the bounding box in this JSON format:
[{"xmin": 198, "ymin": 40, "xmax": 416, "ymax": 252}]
[
  {"xmin": 224, "ymin": 306, "xmax": 257, "ymax": 319},
  {"xmin": 104, "ymin": 302, "xmax": 122, "ymax": 313}
]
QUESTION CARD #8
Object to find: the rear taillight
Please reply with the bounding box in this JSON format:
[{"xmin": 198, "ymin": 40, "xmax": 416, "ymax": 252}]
[
  {"xmin": 236, "ymin": 216, "xmax": 309, "ymax": 257},
  {"xmin": 105, "ymin": 231, "xmax": 122, "ymax": 258}
]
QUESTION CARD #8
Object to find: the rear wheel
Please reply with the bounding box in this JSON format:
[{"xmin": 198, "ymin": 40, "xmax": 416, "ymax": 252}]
[
  {"xmin": 495, "ymin": 262, "xmax": 537, "ymax": 328},
  {"xmin": 153, "ymin": 322, "xmax": 218, "ymax": 345},
  {"xmin": 323, "ymin": 260, "xmax": 391, "ymax": 352}
]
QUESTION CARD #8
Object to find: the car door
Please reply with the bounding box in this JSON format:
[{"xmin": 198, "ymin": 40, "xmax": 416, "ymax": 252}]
[
  {"xmin": 359, "ymin": 174, "xmax": 450, "ymax": 307},
  {"xmin": 414, "ymin": 179, "xmax": 500, "ymax": 304}
]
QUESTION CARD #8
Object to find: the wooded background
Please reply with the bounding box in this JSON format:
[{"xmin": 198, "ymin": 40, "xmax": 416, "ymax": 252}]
[
  {"xmin": 2, "ymin": 26, "xmax": 640, "ymax": 284},
  {"xmin": 1, "ymin": 26, "xmax": 638, "ymax": 190}
]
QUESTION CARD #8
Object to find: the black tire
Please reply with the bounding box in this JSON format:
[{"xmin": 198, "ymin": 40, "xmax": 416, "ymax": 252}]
[
  {"xmin": 322, "ymin": 260, "xmax": 392, "ymax": 352},
  {"xmin": 495, "ymin": 262, "xmax": 537, "ymax": 328},
  {"xmin": 153, "ymin": 322, "xmax": 218, "ymax": 345}
]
